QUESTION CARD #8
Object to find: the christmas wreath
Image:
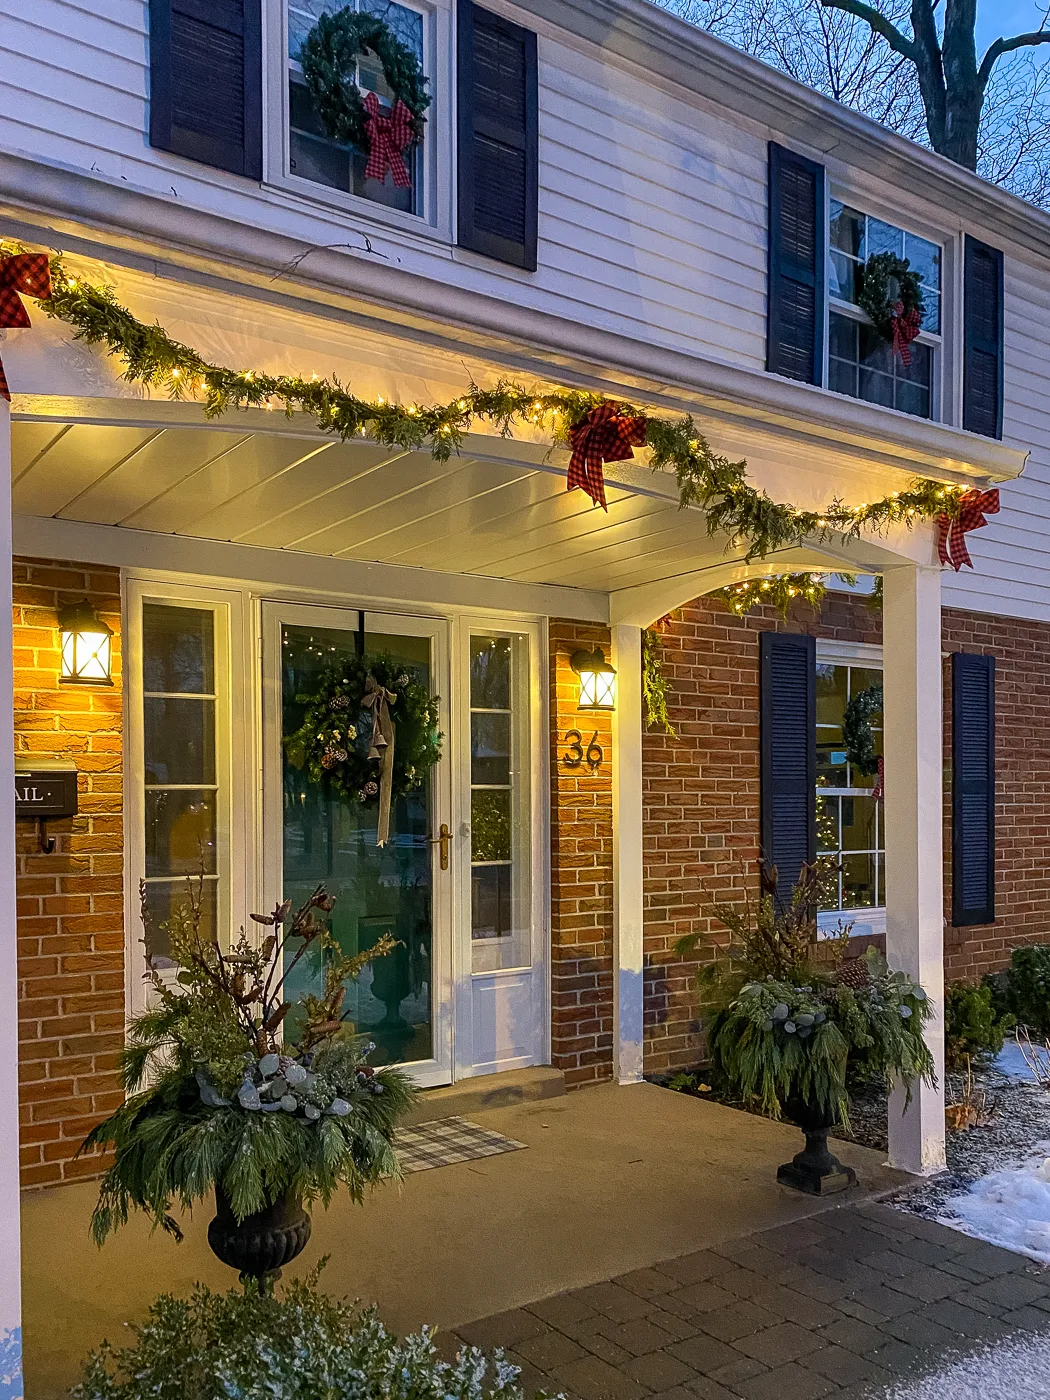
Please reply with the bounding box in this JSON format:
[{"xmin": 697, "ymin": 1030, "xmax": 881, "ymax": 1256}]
[
  {"xmin": 856, "ymin": 253, "xmax": 926, "ymax": 366},
  {"xmin": 284, "ymin": 653, "xmax": 441, "ymax": 845},
  {"xmin": 841, "ymin": 682, "xmax": 882, "ymax": 779},
  {"xmin": 298, "ymin": 8, "xmax": 430, "ymax": 172}
]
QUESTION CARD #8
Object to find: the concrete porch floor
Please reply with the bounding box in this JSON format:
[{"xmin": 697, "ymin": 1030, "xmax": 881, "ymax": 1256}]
[{"xmin": 20, "ymin": 1082, "xmax": 907, "ymax": 1398}]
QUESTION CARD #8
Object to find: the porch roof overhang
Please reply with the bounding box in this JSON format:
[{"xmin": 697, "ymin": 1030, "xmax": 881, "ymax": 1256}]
[
  {"xmin": 5, "ymin": 256, "xmax": 1027, "ymax": 628},
  {"xmin": 10, "ymin": 391, "xmax": 1020, "ymax": 628}
]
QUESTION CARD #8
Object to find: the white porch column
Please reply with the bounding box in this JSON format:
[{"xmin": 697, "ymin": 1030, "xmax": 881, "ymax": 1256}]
[
  {"xmin": 611, "ymin": 623, "xmax": 644, "ymax": 1083},
  {"xmin": 883, "ymin": 563, "xmax": 946, "ymax": 1175},
  {"xmin": 0, "ymin": 400, "xmax": 23, "ymax": 1393}
]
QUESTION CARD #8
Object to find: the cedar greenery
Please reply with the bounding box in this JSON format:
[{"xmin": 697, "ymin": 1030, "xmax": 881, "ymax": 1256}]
[
  {"xmin": 674, "ymin": 863, "xmax": 934, "ymax": 1128},
  {"xmin": 715, "ymin": 572, "xmax": 831, "ymax": 616},
  {"xmin": 298, "ymin": 9, "xmax": 431, "ymax": 148},
  {"xmin": 856, "ymin": 252, "xmax": 926, "ymax": 347},
  {"xmin": 74, "ymin": 1269, "xmax": 549, "ymax": 1400},
  {"xmin": 0, "ymin": 239, "xmax": 980, "ymax": 567},
  {"xmin": 284, "ymin": 652, "xmax": 442, "ymax": 805},
  {"xmin": 81, "ymin": 881, "xmax": 415, "ymax": 1244},
  {"xmin": 642, "ymin": 629, "xmax": 676, "ymax": 737}
]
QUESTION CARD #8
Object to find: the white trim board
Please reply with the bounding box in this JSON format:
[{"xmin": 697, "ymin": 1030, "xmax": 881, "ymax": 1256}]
[{"xmin": 13, "ymin": 516, "xmax": 609, "ymax": 623}]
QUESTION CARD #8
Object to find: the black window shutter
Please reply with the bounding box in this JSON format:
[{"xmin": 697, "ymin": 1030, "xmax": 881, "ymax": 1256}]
[
  {"xmin": 760, "ymin": 633, "xmax": 816, "ymax": 899},
  {"xmin": 149, "ymin": 0, "xmax": 262, "ymax": 180},
  {"xmin": 952, "ymin": 652, "xmax": 995, "ymax": 927},
  {"xmin": 963, "ymin": 236, "xmax": 1004, "ymax": 439},
  {"xmin": 457, "ymin": 0, "xmax": 538, "ymax": 271},
  {"xmin": 767, "ymin": 143, "xmax": 826, "ymax": 385}
]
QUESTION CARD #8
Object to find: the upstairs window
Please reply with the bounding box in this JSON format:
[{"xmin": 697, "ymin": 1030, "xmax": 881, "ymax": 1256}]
[
  {"xmin": 287, "ymin": 0, "xmax": 427, "ymax": 216},
  {"xmin": 828, "ymin": 202, "xmax": 942, "ymax": 420}
]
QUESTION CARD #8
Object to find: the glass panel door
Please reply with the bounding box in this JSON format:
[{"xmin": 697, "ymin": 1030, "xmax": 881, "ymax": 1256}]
[{"xmin": 264, "ymin": 603, "xmax": 452, "ymax": 1084}]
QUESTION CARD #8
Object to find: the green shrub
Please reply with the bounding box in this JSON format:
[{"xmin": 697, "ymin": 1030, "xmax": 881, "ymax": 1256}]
[
  {"xmin": 944, "ymin": 981, "xmax": 1013, "ymax": 1071},
  {"xmin": 74, "ymin": 1271, "xmax": 555, "ymax": 1400},
  {"xmin": 984, "ymin": 945, "xmax": 1050, "ymax": 1038}
]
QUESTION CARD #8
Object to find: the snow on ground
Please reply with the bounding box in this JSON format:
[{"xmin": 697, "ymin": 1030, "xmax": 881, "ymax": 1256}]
[
  {"xmin": 878, "ymin": 1330, "xmax": 1050, "ymax": 1399},
  {"xmin": 939, "ymin": 1154, "xmax": 1050, "ymax": 1265}
]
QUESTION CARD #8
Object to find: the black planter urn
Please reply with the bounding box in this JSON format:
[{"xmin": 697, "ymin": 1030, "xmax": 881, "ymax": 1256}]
[
  {"xmin": 777, "ymin": 1096, "xmax": 857, "ymax": 1196},
  {"xmin": 208, "ymin": 1187, "xmax": 312, "ymax": 1286}
]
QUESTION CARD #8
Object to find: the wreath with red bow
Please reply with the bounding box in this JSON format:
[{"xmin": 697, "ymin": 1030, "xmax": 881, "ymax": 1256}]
[
  {"xmin": 298, "ymin": 9, "xmax": 430, "ymax": 188},
  {"xmin": 856, "ymin": 253, "xmax": 926, "ymax": 368}
]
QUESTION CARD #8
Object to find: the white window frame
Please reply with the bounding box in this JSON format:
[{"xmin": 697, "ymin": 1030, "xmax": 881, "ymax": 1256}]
[
  {"xmin": 263, "ymin": 0, "xmax": 456, "ymax": 244},
  {"xmin": 815, "ymin": 638, "xmax": 885, "ymax": 940},
  {"xmin": 123, "ymin": 578, "xmax": 254, "ymax": 1015},
  {"xmin": 823, "ymin": 187, "xmax": 957, "ymax": 428}
]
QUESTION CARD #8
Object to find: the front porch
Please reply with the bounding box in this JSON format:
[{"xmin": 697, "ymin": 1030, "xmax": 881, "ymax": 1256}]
[
  {"xmin": 0, "ymin": 242, "xmax": 1031, "ymax": 1396},
  {"xmin": 21, "ymin": 1080, "xmax": 906, "ymax": 1399}
]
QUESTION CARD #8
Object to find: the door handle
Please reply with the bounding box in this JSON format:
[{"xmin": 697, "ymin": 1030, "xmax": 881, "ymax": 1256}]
[{"xmin": 427, "ymin": 822, "xmax": 452, "ymax": 871}]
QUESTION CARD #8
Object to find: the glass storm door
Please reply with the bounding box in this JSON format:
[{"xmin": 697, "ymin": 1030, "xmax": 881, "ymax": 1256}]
[{"xmin": 263, "ymin": 603, "xmax": 452, "ymax": 1086}]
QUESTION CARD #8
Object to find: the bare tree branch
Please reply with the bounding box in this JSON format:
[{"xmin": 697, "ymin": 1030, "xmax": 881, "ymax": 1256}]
[
  {"xmin": 978, "ymin": 30, "xmax": 1050, "ymax": 91},
  {"xmin": 818, "ymin": 0, "xmax": 915, "ymax": 58}
]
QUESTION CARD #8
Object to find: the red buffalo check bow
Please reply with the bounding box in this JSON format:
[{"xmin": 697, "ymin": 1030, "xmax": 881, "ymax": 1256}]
[
  {"xmin": 0, "ymin": 252, "xmax": 51, "ymax": 401},
  {"xmin": 937, "ymin": 487, "xmax": 1000, "ymax": 571},
  {"xmin": 363, "ymin": 92, "xmax": 414, "ymax": 189},
  {"xmin": 890, "ymin": 300, "xmax": 923, "ymax": 368},
  {"xmin": 567, "ymin": 404, "xmax": 647, "ymax": 510}
]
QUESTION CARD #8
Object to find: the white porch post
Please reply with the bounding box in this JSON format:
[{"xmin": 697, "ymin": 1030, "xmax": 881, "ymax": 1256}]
[
  {"xmin": 883, "ymin": 563, "xmax": 946, "ymax": 1175},
  {"xmin": 0, "ymin": 400, "xmax": 23, "ymax": 1393},
  {"xmin": 611, "ymin": 623, "xmax": 644, "ymax": 1083}
]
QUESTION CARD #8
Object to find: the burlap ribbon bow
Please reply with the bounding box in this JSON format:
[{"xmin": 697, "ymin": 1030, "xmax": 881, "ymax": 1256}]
[
  {"xmin": 936, "ymin": 488, "xmax": 1000, "ymax": 571},
  {"xmin": 363, "ymin": 92, "xmax": 414, "ymax": 189},
  {"xmin": 363, "ymin": 674, "xmax": 397, "ymax": 847},
  {"xmin": 0, "ymin": 252, "xmax": 51, "ymax": 401},
  {"xmin": 567, "ymin": 404, "xmax": 648, "ymax": 511},
  {"xmin": 890, "ymin": 300, "xmax": 923, "ymax": 368}
]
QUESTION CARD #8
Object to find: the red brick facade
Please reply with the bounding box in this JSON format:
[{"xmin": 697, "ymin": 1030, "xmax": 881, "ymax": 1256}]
[
  {"xmin": 641, "ymin": 591, "xmax": 1050, "ymax": 1076},
  {"xmin": 14, "ymin": 558, "xmax": 124, "ymax": 1187},
  {"xmin": 549, "ymin": 621, "xmax": 615, "ymax": 1087}
]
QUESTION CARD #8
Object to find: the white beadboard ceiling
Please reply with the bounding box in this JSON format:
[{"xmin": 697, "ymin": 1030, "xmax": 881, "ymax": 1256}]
[{"xmin": 10, "ymin": 409, "xmax": 949, "ymax": 595}]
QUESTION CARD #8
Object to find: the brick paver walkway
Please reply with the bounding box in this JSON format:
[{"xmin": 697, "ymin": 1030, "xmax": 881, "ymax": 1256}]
[{"xmin": 453, "ymin": 1203, "xmax": 1050, "ymax": 1400}]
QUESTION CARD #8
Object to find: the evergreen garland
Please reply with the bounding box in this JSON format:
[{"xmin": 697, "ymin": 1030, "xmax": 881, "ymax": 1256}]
[
  {"xmin": 642, "ymin": 629, "xmax": 675, "ymax": 737},
  {"xmin": 283, "ymin": 653, "xmax": 441, "ymax": 805},
  {"xmin": 298, "ymin": 9, "xmax": 430, "ymax": 149},
  {"xmin": 2, "ymin": 240, "xmax": 981, "ymax": 566},
  {"xmin": 856, "ymin": 252, "xmax": 925, "ymax": 346},
  {"xmin": 715, "ymin": 572, "xmax": 829, "ymax": 616},
  {"xmin": 841, "ymin": 682, "xmax": 883, "ymax": 778}
]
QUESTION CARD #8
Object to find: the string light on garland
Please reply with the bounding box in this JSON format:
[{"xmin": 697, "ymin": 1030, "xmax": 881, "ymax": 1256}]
[
  {"xmin": 0, "ymin": 238, "xmax": 989, "ymax": 568},
  {"xmin": 714, "ymin": 573, "xmax": 831, "ymax": 617}
]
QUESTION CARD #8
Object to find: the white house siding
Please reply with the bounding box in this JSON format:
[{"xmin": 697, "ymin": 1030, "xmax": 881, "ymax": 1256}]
[
  {"xmin": 941, "ymin": 259, "xmax": 1050, "ymax": 624},
  {"xmin": 0, "ymin": 0, "xmax": 770, "ymax": 369}
]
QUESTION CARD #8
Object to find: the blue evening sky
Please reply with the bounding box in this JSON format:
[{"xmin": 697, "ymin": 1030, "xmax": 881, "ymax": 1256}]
[{"xmin": 975, "ymin": 2, "xmax": 1048, "ymax": 53}]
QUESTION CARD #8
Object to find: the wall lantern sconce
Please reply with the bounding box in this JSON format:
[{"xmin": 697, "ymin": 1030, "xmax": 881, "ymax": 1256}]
[
  {"xmin": 571, "ymin": 648, "xmax": 616, "ymax": 711},
  {"xmin": 59, "ymin": 599, "xmax": 113, "ymax": 686}
]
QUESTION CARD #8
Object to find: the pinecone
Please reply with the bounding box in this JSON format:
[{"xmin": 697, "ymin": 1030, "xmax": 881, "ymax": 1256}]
[{"xmin": 837, "ymin": 957, "xmax": 870, "ymax": 990}]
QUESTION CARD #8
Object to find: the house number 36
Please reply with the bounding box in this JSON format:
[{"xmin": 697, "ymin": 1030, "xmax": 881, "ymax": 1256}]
[{"xmin": 563, "ymin": 729, "xmax": 604, "ymax": 770}]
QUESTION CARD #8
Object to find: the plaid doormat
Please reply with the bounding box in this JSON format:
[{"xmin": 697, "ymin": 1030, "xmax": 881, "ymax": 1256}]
[{"xmin": 396, "ymin": 1115, "xmax": 527, "ymax": 1174}]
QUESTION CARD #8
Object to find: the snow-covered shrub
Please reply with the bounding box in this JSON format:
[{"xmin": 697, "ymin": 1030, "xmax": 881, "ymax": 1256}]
[{"xmin": 74, "ymin": 1271, "xmax": 555, "ymax": 1400}]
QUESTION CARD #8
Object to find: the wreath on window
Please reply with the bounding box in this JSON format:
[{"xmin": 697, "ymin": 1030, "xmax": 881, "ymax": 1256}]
[
  {"xmin": 856, "ymin": 253, "xmax": 926, "ymax": 366},
  {"xmin": 284, "ymin": 654, "xmax": 442, "ymax": 844},
  {"xmin": 298, "ymin": 9, "xmax": 430, "ymax": 188},
  {"xmin": 841, "ymin": 682, "xmax": 883, "ymax": 778}
]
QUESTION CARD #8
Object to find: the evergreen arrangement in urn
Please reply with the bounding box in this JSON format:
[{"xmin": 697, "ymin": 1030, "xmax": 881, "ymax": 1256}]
[
  {"xmin": 675, "ymin": 862, "xmax": 935, "ymax": 1130},
  {"xmin": 81, "ymin": 881, "xmax": 414, "ymax": 1244}
]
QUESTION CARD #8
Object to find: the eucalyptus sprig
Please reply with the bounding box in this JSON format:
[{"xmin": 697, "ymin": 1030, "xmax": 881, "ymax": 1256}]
[{"xmin": 2, "ymin": 239, "xmax": 977, "ymax": 564}]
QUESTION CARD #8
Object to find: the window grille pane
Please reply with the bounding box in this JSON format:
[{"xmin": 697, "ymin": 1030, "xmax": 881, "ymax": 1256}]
[
  {"xmin": 470, "ymin": 632, "xmax": 530, "ymax": 972},
  {"xmin": 288, "ymin": 0, "xmax": 425, "ymax": 215}
]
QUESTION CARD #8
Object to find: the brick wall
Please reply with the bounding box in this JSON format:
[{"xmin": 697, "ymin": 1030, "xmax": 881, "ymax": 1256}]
[
  {"xmin": 642, "ymin": 590, "xmax": 1050, "ymax": 1074},
  {"xmin": 15, "ymin": 558, "xmax": 124, "ymax": 1187},
  {"xmin": 549, "ymin": 621, "xmax": 614, "ymax": 1088},
  {"xmin": 642, "ymin": 592, "xmax": 881, "ymax": 1076},
  {"xmin": 942, "ymin": 606, "xmax": 1050, "ymax": 981}
]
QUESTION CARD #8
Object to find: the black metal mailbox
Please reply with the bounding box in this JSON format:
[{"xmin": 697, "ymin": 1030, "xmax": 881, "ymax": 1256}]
[{"xmin": 14, "ymin": 766, "xmax": 79, "ymax": 820}]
